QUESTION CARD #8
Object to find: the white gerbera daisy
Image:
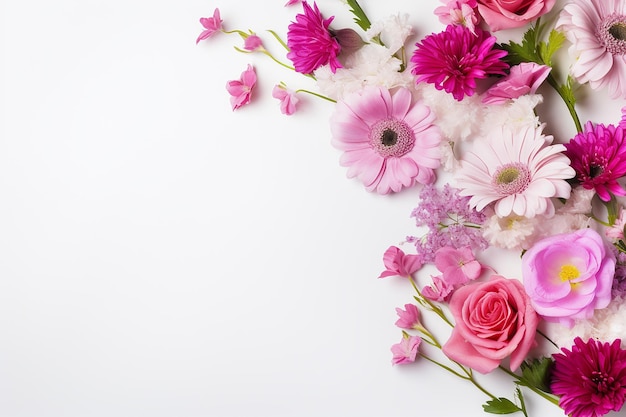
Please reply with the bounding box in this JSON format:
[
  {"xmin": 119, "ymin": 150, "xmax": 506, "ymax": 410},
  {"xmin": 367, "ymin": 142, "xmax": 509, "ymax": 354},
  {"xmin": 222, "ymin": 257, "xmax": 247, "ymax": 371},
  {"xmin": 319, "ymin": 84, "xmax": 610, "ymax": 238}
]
[{"xmin": 455, "ymin": 124, "xmax": 575, "ymax": 218}]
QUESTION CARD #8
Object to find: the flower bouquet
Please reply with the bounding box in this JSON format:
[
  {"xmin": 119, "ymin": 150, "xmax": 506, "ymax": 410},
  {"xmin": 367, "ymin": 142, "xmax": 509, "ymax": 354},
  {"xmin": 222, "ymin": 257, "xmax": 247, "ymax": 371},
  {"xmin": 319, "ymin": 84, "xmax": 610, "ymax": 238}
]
[{"xmin": 196, "ymin": 0, "xmax": 626, "ymax": 416}]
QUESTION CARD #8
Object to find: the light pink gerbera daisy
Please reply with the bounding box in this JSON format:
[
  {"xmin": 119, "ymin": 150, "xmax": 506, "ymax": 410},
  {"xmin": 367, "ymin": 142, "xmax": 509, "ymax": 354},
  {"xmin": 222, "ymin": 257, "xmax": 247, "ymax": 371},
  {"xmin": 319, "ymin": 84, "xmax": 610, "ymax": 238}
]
[
  {"xmin": 456, "ymin": 125, "xmax": 575, "ymax": 218},
  {"xmin": 330, "ymin": 86, "xmax": 442, "ymax": 195},
  {"xmin": 557, "ymin": 0, "xmax": 626, "ymax": 99}
]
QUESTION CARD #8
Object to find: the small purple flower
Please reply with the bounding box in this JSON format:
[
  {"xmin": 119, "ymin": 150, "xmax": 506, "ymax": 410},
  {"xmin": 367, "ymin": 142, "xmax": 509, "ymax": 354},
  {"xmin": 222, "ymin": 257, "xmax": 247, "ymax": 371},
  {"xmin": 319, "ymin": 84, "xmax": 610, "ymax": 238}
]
[{"xmin": 407, "ymin": 184, "xmax": 487, "ymax": 263}]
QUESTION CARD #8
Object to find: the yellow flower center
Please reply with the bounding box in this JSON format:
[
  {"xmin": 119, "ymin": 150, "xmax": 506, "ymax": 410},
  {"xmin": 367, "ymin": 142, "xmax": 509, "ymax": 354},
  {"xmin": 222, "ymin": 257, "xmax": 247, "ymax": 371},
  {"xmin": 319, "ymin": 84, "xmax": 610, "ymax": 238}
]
[{"xmin": 559, "ymin": 265, "xmax": 580, "ymax": 287}]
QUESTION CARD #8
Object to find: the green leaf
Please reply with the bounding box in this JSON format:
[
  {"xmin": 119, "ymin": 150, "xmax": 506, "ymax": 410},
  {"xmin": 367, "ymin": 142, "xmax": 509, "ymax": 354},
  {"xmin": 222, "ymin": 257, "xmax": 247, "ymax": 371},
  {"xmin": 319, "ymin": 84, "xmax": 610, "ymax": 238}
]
[
  {"xmin": 482, "ymin": 398, "xmax": 522, "ymax": 415},
  {"xmin": 345, "ymin": 0, "xmax": 371, "ymax": 31},
  {"xmin": 519, "ymin": 357, "xmax": 554, "ymax": 393},
  {"xmin": 538, "ymin": 30, "xmax": 566, "ymax": 66},
  {"xmin": 501, "ymin": 24, "xmax": 542, "ymax": 66}
]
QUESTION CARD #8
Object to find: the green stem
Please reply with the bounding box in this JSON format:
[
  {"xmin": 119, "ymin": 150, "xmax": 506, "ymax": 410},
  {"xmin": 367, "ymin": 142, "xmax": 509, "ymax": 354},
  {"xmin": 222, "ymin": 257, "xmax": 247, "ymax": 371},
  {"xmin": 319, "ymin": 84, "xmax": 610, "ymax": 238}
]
[
  {"xmin": 498, "ymin": 366, "xmax": 561, "ymax": 406},
  {"xmin": 546, "ymin": 74, "xmax": 582, "ymax": 133},
  {"xmin": 295, "ymin": 89, "xmax": 336, "ymax": 103},
  {"xmin": 537, "ymin": 329, "xmax": 559, "ymax": 349}
]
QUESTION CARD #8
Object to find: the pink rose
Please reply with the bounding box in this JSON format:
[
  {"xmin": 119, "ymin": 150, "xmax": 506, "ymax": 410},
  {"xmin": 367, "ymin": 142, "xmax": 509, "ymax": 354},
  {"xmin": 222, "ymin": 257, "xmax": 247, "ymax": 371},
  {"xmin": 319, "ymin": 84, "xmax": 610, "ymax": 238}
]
[
  {"xmin": 442, "ymin": 275, "xmax": 538, "ymax": 374},
  {"xmin": 476, "ymin": 0, "xmax": 556, "ymax": 31}
]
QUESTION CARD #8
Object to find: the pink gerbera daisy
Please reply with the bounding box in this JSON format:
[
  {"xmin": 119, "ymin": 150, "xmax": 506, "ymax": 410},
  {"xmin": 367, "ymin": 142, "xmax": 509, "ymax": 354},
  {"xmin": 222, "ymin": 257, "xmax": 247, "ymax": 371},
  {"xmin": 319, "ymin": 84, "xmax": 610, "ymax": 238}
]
[
  {"xmin": 564, "ymin": 121, "xmax": 626, "ymax": 202},
  {"xmin": 557, "ymin": 0, "xmax": 626, "ymax": 99},
  {"xmin": 287, "ymin": 1, "xmax": 341, "ymax": 74},
  {"xmin": 330, "ymin": 86, "xmax": 442, "ymax": 194},
  {"xmin": 551, "ymin": 337, "xmax": 626, "ymax": 417},
  {"xmin": 456, "ymin": 124, "xmax": 575, "ymax": 218},
  {"xmin": 410, "ymin": 25, "xmax": 508, "ymax": 101}
]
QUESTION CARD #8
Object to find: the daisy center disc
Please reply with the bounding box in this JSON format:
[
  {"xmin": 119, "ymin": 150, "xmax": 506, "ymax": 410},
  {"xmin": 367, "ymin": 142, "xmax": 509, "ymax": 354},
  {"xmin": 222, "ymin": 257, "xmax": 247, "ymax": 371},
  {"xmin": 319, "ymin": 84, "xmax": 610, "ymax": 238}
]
[
  {"xmin": 597, "ymin": 14, "xmax": 626, "ymax": 55},
  {"xmin": 492, "ymin": 163, "xmax": 531, "ymax": 195},
  {"xmin": 370, "ymin": 119, "xmax": 416, "ymax": 158}
]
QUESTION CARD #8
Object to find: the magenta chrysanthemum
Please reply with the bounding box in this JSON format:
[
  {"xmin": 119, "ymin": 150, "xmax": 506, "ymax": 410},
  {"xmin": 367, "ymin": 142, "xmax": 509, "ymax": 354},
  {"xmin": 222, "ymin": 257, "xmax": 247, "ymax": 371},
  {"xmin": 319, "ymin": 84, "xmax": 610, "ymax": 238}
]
[
  {"xmin": 456, "ymin": 125, "xmax": 575, "ymax": 218},
  {"xmin": 410, "ymin": 25, "xmax": 508, "ymax": 101},
  {"xmin": 286, "ymin": 1, "xmax": 341, "ymax": 74},
  {"xmin": 564, "ymin": 121, "xmax": 626, "ymax": 202},
  {"xmin": 330, "ymin": 86, "xmax": 441, "ymax": 194},
  {"xmin": 557, "ymin": 0, "xmax": 626, "ymax": 99},
  {"xmin": 551, "ymin": 337, "xmax": 626, "ymax": 417}
]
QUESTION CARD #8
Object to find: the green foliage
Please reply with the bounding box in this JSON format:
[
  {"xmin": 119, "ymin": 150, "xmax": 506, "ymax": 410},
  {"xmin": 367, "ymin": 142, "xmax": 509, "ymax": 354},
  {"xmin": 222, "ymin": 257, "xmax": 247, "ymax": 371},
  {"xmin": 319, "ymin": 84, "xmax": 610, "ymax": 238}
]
[
  {"xmin": 500, "ymin": 23, "xmax": 565, "ymax": 67},
  {"xmin": 519, "ymin": 357, "xmax": 554, "ymax": 393},
  {"xmin": 482, "ymin": 397, "xmax": 522, "ymax": 415},
  {"xmin": 345, "ymin": 0, "xmax": 371, "ymax": 31},
  {"xmin": 538, "ymin": 30, "xmax": 566, "ymax": 67}
]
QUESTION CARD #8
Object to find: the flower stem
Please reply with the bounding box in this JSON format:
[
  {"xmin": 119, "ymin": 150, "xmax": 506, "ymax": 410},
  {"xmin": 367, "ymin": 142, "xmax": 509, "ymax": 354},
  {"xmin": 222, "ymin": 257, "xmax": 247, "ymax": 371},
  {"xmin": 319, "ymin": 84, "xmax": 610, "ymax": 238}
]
[
  {"xmin": 294, "ymin": 89, "xmax": 336, "ymax": 103},
  {"xmin": 498, "ymin": 366, "xmax": 561, "ymax": 406},
  {"xmin": 546, "ymin": 74, "xmax": 583, "ymax": 133}
]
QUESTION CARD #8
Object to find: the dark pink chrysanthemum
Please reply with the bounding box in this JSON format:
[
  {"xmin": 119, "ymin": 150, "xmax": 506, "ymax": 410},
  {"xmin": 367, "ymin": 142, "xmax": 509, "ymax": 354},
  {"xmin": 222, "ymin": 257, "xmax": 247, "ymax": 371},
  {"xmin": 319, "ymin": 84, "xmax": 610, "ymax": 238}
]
[
  {"xmin": 286, "ymin": 1, "xmax": 341, "ymax": 74},
  {"xmin": 551, "ymin": 337, "xmax": 626, "ymax": 417},
  {"xmin": 564, "ymin": 121, "xmax": 626, "ymax": 202},
  {"xmin": 410, "ymin": 25, "xmax": 508, "ymax": 101}
]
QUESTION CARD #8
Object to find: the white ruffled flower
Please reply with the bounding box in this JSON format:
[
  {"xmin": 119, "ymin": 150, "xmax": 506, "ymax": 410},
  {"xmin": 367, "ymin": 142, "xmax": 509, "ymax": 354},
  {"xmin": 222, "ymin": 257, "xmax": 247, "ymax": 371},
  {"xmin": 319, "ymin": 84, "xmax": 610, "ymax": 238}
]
[
  {"xmin": 482, "ymin": 212, "xmax": 538, "ymax": 251},
  {"xmin": 479, "ymin": 95, "xmax": 542, "ymax": 137},
  {"xmin": 365, "ymin": 13, "xmax": 413, "ymax": 53},
  {"xmin": 549, "ymin": 296, "xmax": 626, "ymax": 350},
  {"xmin": 314, "ymin": 44, "xmax": 413, "ymax": 100},
  {"xmin": 418, "ymin": 84, "xmax": 485, "ymax": 142}
]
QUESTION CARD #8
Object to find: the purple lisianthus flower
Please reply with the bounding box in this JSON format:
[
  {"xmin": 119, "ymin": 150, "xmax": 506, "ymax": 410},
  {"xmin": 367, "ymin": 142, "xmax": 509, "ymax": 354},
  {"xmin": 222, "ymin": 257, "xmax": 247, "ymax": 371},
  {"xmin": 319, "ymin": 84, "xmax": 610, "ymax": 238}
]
[{"xmin": 521, "ymin": 228, "xmax": 615, "ymax": 327}]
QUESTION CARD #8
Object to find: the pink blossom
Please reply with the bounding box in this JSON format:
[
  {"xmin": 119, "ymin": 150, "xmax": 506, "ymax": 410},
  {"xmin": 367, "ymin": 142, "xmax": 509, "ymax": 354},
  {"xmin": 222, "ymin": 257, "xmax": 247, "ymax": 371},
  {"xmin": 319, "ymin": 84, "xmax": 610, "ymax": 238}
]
[
  {"xmin": 442, "ymin": 275, "xmax": 539, "ymax": 373},
  {"xmin": 422, "ymin": 275, "xmax": 455, "ymax": 302},
  {"xmin": 410, "ymin": 25, "xmax": 509, "ymax": 101},
  {"xmin": 434, "ymin": 0, "xmax": 479, "ymax": 34},
  {"xmin": 285, "ymin": 0, "xmax": 301, "ymax": 5},
  {"xmin": 482, "ymin": 62, "xmax": 551, "ymax": 105},
  {"xmin": 272, "ymin": 84, "xmax": 299, "ymax": 115},
  {"xmin": 196, "ymin": 8, "xmax": 223, "ymax": 44},
  {"xmin": 521, "ymin": 228, "xmax": 616, "ymax": 327},
  {"xmin": 476, "ymin": 0, "xmax": 556, "ymax": 31},
  {"xmin": 606, "ymin": 208, "xmax": 626, "ymax": 241},
  {"xmin": 287, "ymin": 1, "xmax": 341, "ymax": 74},
  {"xmin": 391, "ymin": 334, "xmax": 421, "ymax": 365},
  {"xmin": 434, "ymin": 246, "xmax": 482, "ymax": 286},
  {"xmin": 551, "ymin": 337, "xmax": 626, "ymax": 417},
  {"xmin": 394, "ymin": 304, "xmax": 421, "ymax": 330},
  {"xmin": 330, "ymin": 87, "xmax": 442, "ymax": 194},
  {"xmin": 243, "ymin": 35, "xmax": 263, "ymax": 52},
  {"xmin": 564, "ymin": 121, "xmax": 626, "ymax": 202},
  {"xmin": 225, "ymin": 64, "xmax": 256, "ymax": 111},
  {"xmin": 378, "ymin": 246, "xmax": 424, "ymax": 278}
]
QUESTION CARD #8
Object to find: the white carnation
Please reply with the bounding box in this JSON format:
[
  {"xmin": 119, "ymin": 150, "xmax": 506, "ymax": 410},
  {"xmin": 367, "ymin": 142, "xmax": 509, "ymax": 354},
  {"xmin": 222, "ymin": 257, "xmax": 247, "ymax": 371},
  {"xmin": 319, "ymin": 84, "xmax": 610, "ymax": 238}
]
[
  {"xmin": 314, "ymin": 43, "xmax": 413, "ymax": 100},
  {"xmin": 365, "ymin": 13, "xmax": 413, "ymax": 53}
]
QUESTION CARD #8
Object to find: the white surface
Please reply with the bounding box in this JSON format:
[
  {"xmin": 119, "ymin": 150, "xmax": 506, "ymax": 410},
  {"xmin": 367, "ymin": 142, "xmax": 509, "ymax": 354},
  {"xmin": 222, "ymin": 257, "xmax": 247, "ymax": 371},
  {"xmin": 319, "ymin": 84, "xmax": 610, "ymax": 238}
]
[{"xmin": 1, "ymin": 1, "xmax": 626, "ymax": 416}]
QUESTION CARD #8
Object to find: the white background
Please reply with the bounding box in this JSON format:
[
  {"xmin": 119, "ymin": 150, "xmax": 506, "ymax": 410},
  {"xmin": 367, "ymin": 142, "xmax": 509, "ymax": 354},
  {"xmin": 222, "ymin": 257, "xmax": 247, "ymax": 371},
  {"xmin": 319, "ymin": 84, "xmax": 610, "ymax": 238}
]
[{"xmin": 2, "ymin": 0, "xmax": 626, "ymax": 416}]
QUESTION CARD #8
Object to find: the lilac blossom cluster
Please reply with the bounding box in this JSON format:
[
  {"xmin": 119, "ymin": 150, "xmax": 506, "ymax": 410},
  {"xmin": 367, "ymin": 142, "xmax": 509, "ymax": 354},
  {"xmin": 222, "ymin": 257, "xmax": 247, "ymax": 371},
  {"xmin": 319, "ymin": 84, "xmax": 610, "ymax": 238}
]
[{"xmin": 406, "ymin": 184, "xmax": 487, "ymax": 263}]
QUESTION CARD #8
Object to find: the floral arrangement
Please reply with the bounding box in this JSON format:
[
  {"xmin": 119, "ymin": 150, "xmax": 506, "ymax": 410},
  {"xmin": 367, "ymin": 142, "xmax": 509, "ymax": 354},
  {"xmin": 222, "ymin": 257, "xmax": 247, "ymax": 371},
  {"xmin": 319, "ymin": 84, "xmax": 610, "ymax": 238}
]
[{"xmin": 196, "ymin": 0, "xmax": 626, "ymax": 416}]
